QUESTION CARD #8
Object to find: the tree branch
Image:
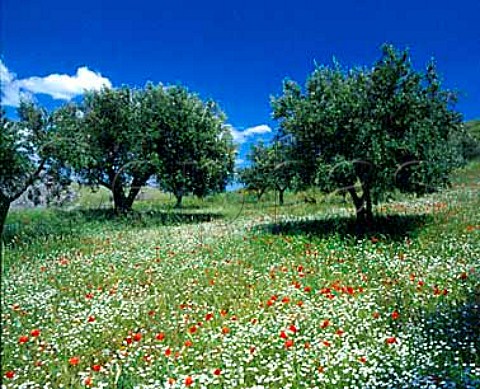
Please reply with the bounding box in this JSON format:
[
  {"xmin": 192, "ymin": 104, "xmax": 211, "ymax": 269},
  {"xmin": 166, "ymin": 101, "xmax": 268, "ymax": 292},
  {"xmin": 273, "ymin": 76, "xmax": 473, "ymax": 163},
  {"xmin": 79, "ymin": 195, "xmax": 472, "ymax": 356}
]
[{"xmin": 8, "ymin": 159, "xmax": 47, "ymax": 203}]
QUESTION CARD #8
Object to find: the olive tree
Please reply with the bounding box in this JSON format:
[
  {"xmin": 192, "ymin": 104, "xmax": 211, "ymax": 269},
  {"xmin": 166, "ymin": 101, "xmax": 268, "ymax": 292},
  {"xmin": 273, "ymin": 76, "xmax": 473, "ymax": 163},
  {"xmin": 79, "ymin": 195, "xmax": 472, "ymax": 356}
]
[
  {"xmin": 240, "ymin": 141, "xmax": 296, "ymax": 205},
  {"xmin": 141, "ymin": 84, "xmax": 235, "ymax": 207},
  {"xmin": 272, "ymin": 44, "xmax": 465, "ymax": 226},
  {"xmin": 0, "ymin": 103, "xmax": 54, "ymax": 239},
  {"xmin": 53, "ymin": 87, "xmax": 158, "ymax": 213}
]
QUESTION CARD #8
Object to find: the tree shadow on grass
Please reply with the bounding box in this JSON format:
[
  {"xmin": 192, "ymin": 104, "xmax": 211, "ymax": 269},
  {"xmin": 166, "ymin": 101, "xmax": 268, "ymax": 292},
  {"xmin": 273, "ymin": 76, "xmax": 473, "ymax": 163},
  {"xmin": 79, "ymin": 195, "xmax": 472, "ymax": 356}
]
[
  {"xmin": 258, "ymin": 213, "xmax": 433, "ymax": 242},
  {"xmin": 409, "ymin": 287, "xmax": 480, "ymax": 387},
  {"xmin": 3, "ymin": 208, "xmax": 224, "ymax": 247},
  {"xmin": 74, "ymin": 208, "xmax": 222, "ymax": 225}
]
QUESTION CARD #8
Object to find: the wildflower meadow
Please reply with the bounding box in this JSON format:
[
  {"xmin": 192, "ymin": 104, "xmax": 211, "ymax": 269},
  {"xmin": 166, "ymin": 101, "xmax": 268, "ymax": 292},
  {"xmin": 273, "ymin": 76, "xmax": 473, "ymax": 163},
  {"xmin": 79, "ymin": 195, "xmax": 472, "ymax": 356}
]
[{"xmin": 1, "ymin": 162, "xmax": 479, "ymax": 389}]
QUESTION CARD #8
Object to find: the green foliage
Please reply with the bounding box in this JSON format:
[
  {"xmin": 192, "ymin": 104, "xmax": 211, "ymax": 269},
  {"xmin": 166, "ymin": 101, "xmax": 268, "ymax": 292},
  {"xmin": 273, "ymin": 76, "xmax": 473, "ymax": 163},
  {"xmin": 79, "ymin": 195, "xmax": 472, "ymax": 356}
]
[
  {"xmin": 239, "ymin": 141, "xmax": 297, "ymax": 204},
  {"xmin": 53, "ymin": 84, "xmax": 235, "ymax": 211},
  {"xmin": 141, "ymin": 83, "xmax": 235, "ymax": 206},
  {"xmin": 0, "ymin": 102, "xmax": 57, "ymax": 239},
  {"xmin": 53, "ymin": 87, "xmax": 158, "ymax": 213},
  {"xmin": 1, "ymin": 103, "xmax": 49, "ymax": 199},
  {"xmin": 272, "ymin": 44, "xmax": 465, "ymax": 223}
]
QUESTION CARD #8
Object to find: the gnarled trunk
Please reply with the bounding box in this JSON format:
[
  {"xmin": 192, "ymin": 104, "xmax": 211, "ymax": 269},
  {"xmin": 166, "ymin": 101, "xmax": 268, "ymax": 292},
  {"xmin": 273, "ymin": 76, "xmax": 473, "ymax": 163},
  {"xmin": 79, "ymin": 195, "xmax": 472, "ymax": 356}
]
[
  {"xmin": 112, "ymin": 185, "xmax": 131, "ymax": 214},
  {"xmin": 348, "ymin": 185, "xmax": 373, "ymax": 230},
  {"xmin": 0, "ymin": 197, "xmax": 10, "ymax": 240},
  {"xmin": 277, "ymin": 187, "xmax": 285, "ymax": 206},
  {"xmin": 174, "ymin": 190, "xmax": 183, "ymax": 208},
  {"xmin": 0, "ymin": 197, "xmax": 11, "ymax": 261}
]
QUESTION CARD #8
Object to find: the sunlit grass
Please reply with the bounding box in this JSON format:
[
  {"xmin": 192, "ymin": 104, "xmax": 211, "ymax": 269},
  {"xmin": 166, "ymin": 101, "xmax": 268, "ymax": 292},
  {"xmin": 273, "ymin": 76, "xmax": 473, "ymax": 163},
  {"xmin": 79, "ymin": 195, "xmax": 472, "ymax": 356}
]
[{"xmin": 1, "ymin": 163, "xmax": 479, "ymax": 388}]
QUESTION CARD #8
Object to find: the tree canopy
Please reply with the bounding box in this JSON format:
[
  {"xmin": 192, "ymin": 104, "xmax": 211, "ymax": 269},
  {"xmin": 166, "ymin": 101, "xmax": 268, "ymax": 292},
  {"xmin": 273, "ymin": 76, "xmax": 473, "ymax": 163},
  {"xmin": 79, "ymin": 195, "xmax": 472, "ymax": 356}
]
[
  {"xmin": 141, "ymin": 84, "xmax": 235, "ymax": 207},
  {"xmin": 53, "ymin": 87, "xmax": 157, "ymax": 213},
  {"xmin": 240, "ymin": 140, "xmax": 297, "ymax": 205},
  {"xmin": 272, "ymin": 44, "xmax": 466, "ymax": 226},
  {"xmin": 53, "ymin": 84, "xmax": 235, "ymax": 211},
  {"xmin": 0, "ymin": 102, "xmax": 55, "ymax": 238}
]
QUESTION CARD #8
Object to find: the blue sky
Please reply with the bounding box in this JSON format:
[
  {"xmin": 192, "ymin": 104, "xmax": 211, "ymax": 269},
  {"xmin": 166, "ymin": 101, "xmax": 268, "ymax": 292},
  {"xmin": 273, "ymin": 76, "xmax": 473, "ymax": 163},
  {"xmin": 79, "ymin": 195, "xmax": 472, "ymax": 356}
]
[{"xmin": 1, "ymin": 0, "xmax": 479, "ymax": 165}]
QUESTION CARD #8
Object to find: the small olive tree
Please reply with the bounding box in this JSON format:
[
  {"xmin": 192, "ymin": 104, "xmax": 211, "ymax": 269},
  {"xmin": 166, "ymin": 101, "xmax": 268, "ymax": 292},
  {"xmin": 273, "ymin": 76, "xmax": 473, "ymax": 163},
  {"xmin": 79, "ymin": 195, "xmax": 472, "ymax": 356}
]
[{"xmin": 240, "ymin": 141, "xmax": 297, "ymax": 205}]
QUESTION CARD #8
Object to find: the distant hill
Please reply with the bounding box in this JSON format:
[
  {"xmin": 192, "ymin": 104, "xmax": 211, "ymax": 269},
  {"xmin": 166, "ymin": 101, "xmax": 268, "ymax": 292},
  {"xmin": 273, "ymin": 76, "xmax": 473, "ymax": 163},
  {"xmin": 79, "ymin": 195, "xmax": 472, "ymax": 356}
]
[
  {"xmin": 463, "ymin": 119, "xmax": 480, "ymax": 160},
  {"xmin": 465, "ymin": 119, "xmax": 480, "ymax": 141}
]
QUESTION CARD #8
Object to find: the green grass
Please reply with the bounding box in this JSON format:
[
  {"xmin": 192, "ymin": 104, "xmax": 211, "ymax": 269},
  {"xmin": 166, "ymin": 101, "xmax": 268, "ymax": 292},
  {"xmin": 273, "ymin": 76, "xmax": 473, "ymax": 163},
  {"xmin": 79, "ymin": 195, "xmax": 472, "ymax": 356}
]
[{"xmin": 1, "ymin": 163, "xmax": 479, "ymax": 388}]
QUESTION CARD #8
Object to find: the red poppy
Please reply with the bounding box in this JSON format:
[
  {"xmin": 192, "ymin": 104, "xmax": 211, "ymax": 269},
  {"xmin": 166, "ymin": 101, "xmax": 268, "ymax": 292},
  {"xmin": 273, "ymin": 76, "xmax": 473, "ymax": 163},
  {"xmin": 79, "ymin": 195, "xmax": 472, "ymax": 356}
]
[
  {"xmin": 304, "ymin": 286, "xmax": 312, "ymax": 293},
  {"xmin": 148, "ymin": 310, "xmax": 155, "ymax": 316},
  {"xmin": 222, "ymin": 327, "xmax": 230, "ymax": 334},
  {"xmin": 373, "ymin": 312, "xmax": 380, "ymax": 319},
  {"xmin": 19, "ymin": 335, "xmax": 29, "ymax": 344},
  {"xmin": 281, "ymin": 296, "xmax": 290, "ymax": 304},
  {"xmin": 5, "ymin": 370, "xmax": 14, "ymax": 379},
  {"xmin": 30, "ymin": 329, "xmax": 41, "ymax": 337},
  {"xmin": 220, "ymin": 309, "xmax": 228, "ymax": 317},
  {"xmin": 304, "ymin": 342, "xmax": 311, "ymax": 349},
  {"xmin": 69, "ymin": 356, "xmax": 80, "ymax": 366},
  {"xmin": 213, "ymin": 368, "xmax": 221, "ymax": 376},
  {"xmin": 156, "ymin": 332, "xmax": 165, "ymax": 341},
  {"xmin": 85, "ymin": 293, "xmax": 94, "ymax": 299},
  {"xmin": 296, "ymin": 300, "xmax": 304, "ymax": 307},
  {"xmin": 133, "ymin": 333, "xmax": 142, "ymax": 342},
  {"xmin": 125, "ymin": 336, "xmax": 133, "ymax": 345},
  {"xmin": 335, "ymin": 329, "xmax": 344, "ymax": 336},
  {"xmin": 185, "ymin": 376, "xmax": 193, "ymax": 386},
  {"xmin": 266, "ymin": 300, "xmax": 274, "ymax": 307},
  {"xmin": 386, "ymin": 337, "xmax": 397, "ymax": 344},
  {"xmin": 322, "ymin": 341, "xmax": 331, "ymax": 347},
  {"xmin": 184, "ymin": 340, "xmax": 193, "ymax": 347},
  {"xmin": 92, "ymin": 364, "xmax": 101, "ymax": 372},
  {"xmin": 359, "ymin": 356, "xmax": 367, "ymax": 363},
  {"xmin": 391, "ymin": 310, "xmax": 400, "ymax": 320},
  {"xmin": 84, "ymin": 377, "xmax": 93, "ymax": 387},
  {"xmin": 280, "ymin": 331, "xmax": 288, "ymax": 339},
  {"xmin": 87, "ymin": 316, "xmax": 96, "ymax": 323},
  {"xmin": 285, "ymin": 339, "xmax": 294, "ymax": 348},
  {"xmin": 188, "ymin": 325, "xmax": 197, "ymax": 334},
  {"xmin": 288, "ymin": 325, "xmax": 297, "ymax": 333},
  {"xmin": 164, "ymin": 348, "xmax": 172, "ymax": 357},
  {"xmin": 205, "ymin": 313, "xmax": 214, "ymax": 321},
  {"xmin": 320, "ymin": 320, "xmax": 330, "ymax": 329},
  {"xmin": 249, "ymin": 346, "xmax": 256, "ymax": 354}
]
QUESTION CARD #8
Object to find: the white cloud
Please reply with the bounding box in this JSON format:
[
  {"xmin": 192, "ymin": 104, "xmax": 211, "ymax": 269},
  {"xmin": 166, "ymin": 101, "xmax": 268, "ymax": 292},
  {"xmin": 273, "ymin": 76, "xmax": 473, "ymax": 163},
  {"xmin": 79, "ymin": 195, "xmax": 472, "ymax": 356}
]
[
  {"xmin": 0, "ymin": 60, "xmax": 112, "ymax": 107},
  {"xmin": 230, "ymin": 124, "xmax": 272, "ymax": 144},
  {"xmin": 0, "ymin": 61, "xmax": 25, "ymax": 106}
]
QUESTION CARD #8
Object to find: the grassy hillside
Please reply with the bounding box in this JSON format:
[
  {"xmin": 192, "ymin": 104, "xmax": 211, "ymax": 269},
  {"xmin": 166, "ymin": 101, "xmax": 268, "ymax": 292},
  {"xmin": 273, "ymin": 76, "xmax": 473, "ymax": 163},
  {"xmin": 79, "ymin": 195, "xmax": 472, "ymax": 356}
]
[
  {"xmin": 1, "ymin": 162, "xmax": 479, "ymax": 388},
  {"xmin": 466, "ymin": 119, "xmax": 480, "ymax": 141}
]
